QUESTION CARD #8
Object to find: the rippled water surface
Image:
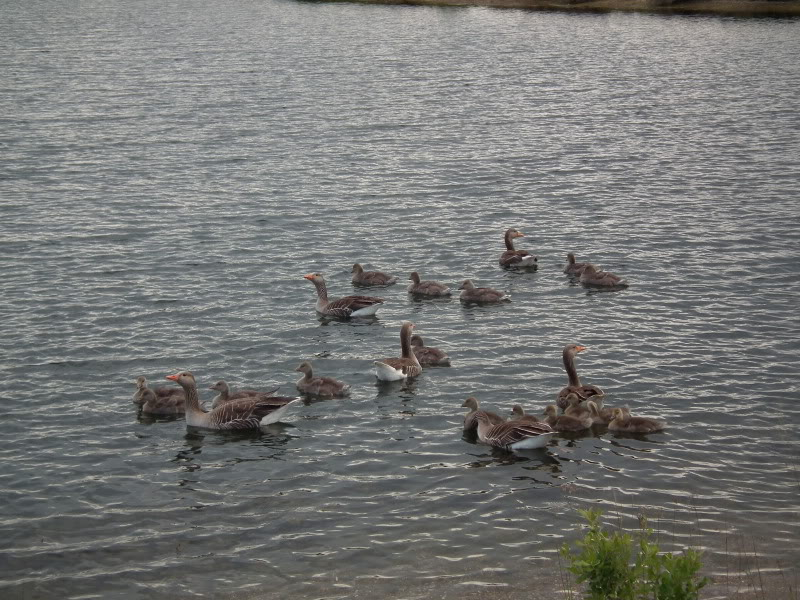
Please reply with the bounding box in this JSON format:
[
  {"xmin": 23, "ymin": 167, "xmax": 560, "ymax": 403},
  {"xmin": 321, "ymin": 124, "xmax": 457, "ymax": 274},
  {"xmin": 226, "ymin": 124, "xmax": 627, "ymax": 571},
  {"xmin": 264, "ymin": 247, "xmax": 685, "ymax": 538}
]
[{"xmin": 1, "ymin": 1, "xmax": 799, "ymax": 598}]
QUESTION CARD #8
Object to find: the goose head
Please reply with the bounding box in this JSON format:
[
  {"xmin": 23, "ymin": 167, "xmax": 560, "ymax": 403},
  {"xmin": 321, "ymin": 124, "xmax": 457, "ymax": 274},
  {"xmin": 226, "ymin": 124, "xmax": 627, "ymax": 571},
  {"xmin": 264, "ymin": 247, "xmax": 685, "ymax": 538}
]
[
  {"xmin": 351, "ymin": 263, "xmax": 364, "ymax": 274},
  {"xmin": 461, "ymin": 397, "xmax": 480, "ymax": 411},
  {"xmin": 409, "ymin": 271, "xmax": 421, "ymax": 284},
  {"xmin": 295, "ymin": 361, "xmax": 313, "ymax": 375},
  {"xmin": 459, "ymin": 279, "xmax": 475, "ymax": 290},
  {"xmin": 208, "ymin": 380, "xmax": 230, "ymax": 393},
  {"xmin": 166, "ymin": 371, "xmax": 195, "ymax": 387}
]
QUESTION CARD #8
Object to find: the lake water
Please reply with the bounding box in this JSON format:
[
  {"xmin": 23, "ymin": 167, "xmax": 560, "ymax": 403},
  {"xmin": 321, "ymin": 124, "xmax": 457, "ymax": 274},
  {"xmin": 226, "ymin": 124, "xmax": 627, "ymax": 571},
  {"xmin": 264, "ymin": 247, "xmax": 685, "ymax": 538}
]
[{"xmin": 1, "ymin": 1, "xmax": 799, "ymax": 598}]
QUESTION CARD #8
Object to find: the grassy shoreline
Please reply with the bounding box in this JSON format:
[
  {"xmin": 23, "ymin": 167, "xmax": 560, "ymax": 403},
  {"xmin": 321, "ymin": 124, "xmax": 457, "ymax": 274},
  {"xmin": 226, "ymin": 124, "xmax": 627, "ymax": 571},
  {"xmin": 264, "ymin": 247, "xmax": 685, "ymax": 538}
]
[{"xmin": 315, "ymin": 0, "xmax": 800, "ymax": 17}]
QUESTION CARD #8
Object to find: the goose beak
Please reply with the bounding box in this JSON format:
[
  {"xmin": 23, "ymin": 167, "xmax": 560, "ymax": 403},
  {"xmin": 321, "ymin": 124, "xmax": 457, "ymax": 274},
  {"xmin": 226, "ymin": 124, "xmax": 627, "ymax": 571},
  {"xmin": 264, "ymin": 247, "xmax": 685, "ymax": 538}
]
[
  {"xmin": 166, "ymin": 374, "xmax": 179, "ymax": 381},
  {"xmin": 303, "ymin": 273, "xmax": 314, "ymax": 280},
  {"xmin": 576, "ymin": 345, "xmax": 587, "ymax": 352}
]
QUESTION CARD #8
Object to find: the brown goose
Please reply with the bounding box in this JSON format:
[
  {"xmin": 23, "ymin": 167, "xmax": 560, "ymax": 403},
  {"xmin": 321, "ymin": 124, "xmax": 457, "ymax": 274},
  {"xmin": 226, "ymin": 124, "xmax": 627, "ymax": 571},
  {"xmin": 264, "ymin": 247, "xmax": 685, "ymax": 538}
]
[
  {"xmin": 133, "ymin": 376, "xmax": 185, "ymax": 414},
  {"xmin": 304, "ymin": 272, "xmax": 384, "ymax": 318},
  {"xmin": 499, "ymin": 228, "xmax": 538, "ymax": 268},
  {"xmin": 461, "ymin": 397, "xmax": 505, "ymax": 431},
  {"xmin": 556, "ymin": 344, "xmax": 605, "ymax": 410},
  {"xmin": 564, "ymin": 396, "xmax": 601, "ymax": 420},
  {"xmin": 544, "ymin": 404, "xmax": 593, "ymax": 432},
  {"xmin": 579, "ymin": 264, "xmax": 628, "ymax": 288},
  {"xmin": 374, "ymin": 321, "xmax": 422, "ymax": 381},
  {"xmin": 459, "ymin": 279, "xmax": 510, "ymax": 303},
  {"xmin": 608, "ymin": 408, "xmax": 666, "ymax": 433},
  {"xmin": 208, "ymin": 380, "xmax": 279, "ymax": 409},
  {"xmin": 166, "ymin": 371, "xmax": 299, "ymax": 430},
  {"xmin": 407, "ymin": 271, "xmax": 451, "ymax": 297},
  {"xmin": 510, "ymin": 404, "xmax": 541, "ymax": 424},
  {"xmin": 564, "ymin": 253, "xmax": 590, "ymax": 276},
  {"xmin": 591, "ymin": 404, "xmax": 623, "ymax": 425},
  {"xmin": 295, "ymin": 360, "xmax": 351, "ymax": 398},
  {"xmin": 409, "ymin": 334, "xmax": 451, "ymax": 367},
  {"xmin": 474, "ymin": 412, "xmax": 554, "ymax": 451},
  {"xmin": 352, "ymin": 263, "xmax": 397, "ymax": 286}
]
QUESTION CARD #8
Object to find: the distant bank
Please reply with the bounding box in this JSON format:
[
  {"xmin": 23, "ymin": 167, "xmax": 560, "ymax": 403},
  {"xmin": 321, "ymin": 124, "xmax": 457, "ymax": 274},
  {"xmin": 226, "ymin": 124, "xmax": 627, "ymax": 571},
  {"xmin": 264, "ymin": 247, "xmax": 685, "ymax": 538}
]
[{"xmin": 316, "ymin": 0, "xmax": 800, "ymax": 16}]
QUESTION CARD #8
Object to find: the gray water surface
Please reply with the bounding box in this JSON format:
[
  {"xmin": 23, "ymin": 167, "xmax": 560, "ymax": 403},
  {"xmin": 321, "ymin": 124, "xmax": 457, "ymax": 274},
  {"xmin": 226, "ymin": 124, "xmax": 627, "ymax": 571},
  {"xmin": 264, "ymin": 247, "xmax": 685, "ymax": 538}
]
[{"xmin": 1, "ymin": 1, "xmax": 799, "ymax": 598}]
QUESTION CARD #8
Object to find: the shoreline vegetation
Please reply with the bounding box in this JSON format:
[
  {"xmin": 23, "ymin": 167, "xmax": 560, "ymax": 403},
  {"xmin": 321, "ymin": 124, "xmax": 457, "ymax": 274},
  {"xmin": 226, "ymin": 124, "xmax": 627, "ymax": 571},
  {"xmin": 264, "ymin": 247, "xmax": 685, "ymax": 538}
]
[{"xmin": 314, "ymin": 0, "xmax": 800, "ymax": 17}]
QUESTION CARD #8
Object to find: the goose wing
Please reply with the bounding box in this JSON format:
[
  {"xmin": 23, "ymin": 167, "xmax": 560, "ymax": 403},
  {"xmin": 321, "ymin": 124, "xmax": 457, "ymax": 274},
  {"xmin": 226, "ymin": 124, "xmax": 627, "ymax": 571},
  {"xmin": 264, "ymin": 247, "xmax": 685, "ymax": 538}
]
[
  {"xmin": 211, "ymin": 396, "xmax": 297, "ymax": 429},
  {"xmin": 483, "ymin": 421, "xmax": 553, "ymax": 449},
  {"xmin": 377, "ymin": 358, "xmax": 422, "ymax": 378},
  {"xmin": 500, "ymin": 250, "xmax": 533, "ymax": 266},
  {"xmin": 326, "ymin": 295, "xmax": 384, "ymax": 317}
]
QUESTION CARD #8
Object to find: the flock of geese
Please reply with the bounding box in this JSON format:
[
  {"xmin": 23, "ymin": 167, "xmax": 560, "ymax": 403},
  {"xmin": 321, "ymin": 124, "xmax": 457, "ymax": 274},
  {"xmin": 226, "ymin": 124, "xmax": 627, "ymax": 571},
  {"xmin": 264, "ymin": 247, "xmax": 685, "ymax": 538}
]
[{"xmin": 133, "ymin": 228, "xmax": 662, "ymax": 452}]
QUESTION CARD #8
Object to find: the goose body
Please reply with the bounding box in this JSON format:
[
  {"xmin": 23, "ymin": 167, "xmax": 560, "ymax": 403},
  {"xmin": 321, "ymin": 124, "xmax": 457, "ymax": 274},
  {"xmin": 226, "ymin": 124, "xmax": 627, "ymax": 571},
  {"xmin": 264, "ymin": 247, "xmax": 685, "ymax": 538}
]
[
  {"xmin": 459, "ymin": 279, "xmax": 510, "ymax": 304},
  {"xmin": 209, "ymin": 380, "xmax": 279, "ymax": 410},
  {"xmin": 374, "ymin": 321, "xmax": 423, "ymax": 381},
  {"xmin": 510, "ymin": 404, "xmax": 541, "ymax": 424},
  {"xmin": 564, "ymin": 253, "xmax": 590, "ymax": 276},
  {"xmin": 410, "ymin": 335, "xmax": 451, "ymax": 367},
  {"xmin": 304, "ymin": 272, "xmax": 384, "ymax": 318},
  {"xmin": 462, "ymin": 397, "xmax": 505, "ymax": 431},
  {"xmin": 167, "ymin": 371, "xmax": 299, "ymax": 430},
  {"xmin": 608, "ymin": 408, "xmax": 666, "ymax": 433},
  {"xmin": 295, "ymin": 360, "xmax": 351, "ymax": 398},
  {"xmin": 580, "ymin": 264, "xmax": 628, "ymax": 288},
  {"xmin": 474, "ymin": 412, "xmax": 554, "ymax": 450},
  {"xmin": 499, "ymin": 228, "xmax": 538, "ymax": 268},
  {"xmin": 544, "ymin": 404, "xmax": 593, "ymax": 432},
  {"xmin": 352, "ymin": 263, "xmax": 397, "ymax": 286},
  {"xmin": 556, "ymin": 344, "xmax": 605, "ymax": 410},
  {"xmin": 407, "ymin": 271, "xmax": 451, "ymax": 297},
  {"xmin": 133, "ymin": 376, "xmax": 185, "ymax": 414}
]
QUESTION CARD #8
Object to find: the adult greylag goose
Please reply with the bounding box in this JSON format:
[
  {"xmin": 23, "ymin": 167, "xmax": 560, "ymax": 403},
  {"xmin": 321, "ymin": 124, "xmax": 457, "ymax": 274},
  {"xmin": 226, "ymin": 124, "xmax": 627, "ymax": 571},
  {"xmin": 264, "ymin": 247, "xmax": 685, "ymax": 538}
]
[
  {"xmin": 556, "ymin": 344, "xmax": 605, "ymax": 410},
  {"xmin": 510, "ymin": 404, "xmax": 541, "ymax": 424},
  {"xmin": 608, "ymin": 408, "xmax": 666, "ymax": 433},
  {"xmin": 166, "ymin": 371, "xmax": 299, "ymax": 430},
  {"xmin": 374, "ymin": 321, "xmax": 423, "ymax": 381},
  {"xmin": 133, "ymin": 376, "xmax": 185, "ymax": 414},
  {"xmin": 409, "ymin": 334, "xmax": 451, "ymax": 367},
  {"xmin": 295, "ymin": 360, "xmax": 351, "ymax": 398},
  {"xmin": 407, "ymin": 271, "xmax": 451, "ymax": 297},
  {"xmin": 564, "ymin": 253, "xmax": 590, "ymax": 276},
  {"xmin": 208, "ymin": 380, "xmax": 279, "ymax": 409},
  {"xmin": 579, "ymin": 264, "xmax": 628, "ymax": 288},
  {"xmin": 459, "ymin": 279, "xmax": 510, "ymax": 303},
  {"xmin": 304, "ymin": 272, "xmax": 384, "ymax": 318},
  {"xmin": 352, "ymin": 263, "xmax": 397, "ymax": 286},
  {"xmin": 499, "ymin": 228, "xmax": 538, "ymax": 268},
  {"xmin": 544, "ymin": 405, "xmax": 593, "ymax": 432},
  {"xmin": 462, "ymin": 397, "xmax": 505, "ymax": 432},
  {"xmin": 474, "ymin": 412, "xmax": 554, "ymax": 451}
]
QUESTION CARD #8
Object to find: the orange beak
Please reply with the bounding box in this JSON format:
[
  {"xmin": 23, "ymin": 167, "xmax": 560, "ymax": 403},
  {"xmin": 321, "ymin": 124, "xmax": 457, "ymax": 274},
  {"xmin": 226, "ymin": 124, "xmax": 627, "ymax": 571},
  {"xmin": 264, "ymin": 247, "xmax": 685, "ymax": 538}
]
[
  {"xmin": 166, "ymin": 374, "xmax": 179, "ymax": 381},
  {"xmin": 575, "ymin": 345, "xmax": 587, "ymax": 353},
  {"xmin": 515, "ymin": 231, "xmax": 526, "ymax": 238},
  {"xmin": 303, "ymin": 273, "xmax": 314, "ymax": 280}
]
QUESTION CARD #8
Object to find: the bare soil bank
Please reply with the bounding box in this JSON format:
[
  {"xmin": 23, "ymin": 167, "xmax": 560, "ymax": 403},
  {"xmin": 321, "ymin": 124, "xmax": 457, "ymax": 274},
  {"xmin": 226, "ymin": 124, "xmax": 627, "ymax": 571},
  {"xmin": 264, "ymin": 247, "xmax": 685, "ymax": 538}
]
[{"xmin": 317, "ymin": 0, "xmax": 800, "ymax": 17}]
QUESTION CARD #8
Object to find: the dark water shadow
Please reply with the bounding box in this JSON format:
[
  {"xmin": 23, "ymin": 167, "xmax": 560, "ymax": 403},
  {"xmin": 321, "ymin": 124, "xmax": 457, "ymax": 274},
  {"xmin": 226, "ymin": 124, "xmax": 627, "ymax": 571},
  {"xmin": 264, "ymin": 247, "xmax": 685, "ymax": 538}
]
[
  {"xmin": 316, "ymin": 314, "xmax": 381, "ymax": 326},
  {"xmin": 136, "ymin": 411, "xmax": 184, "ymax": 425},
  {"xmin": 374, "ymin": 377, "xmax": 419, "ymax": 399}
]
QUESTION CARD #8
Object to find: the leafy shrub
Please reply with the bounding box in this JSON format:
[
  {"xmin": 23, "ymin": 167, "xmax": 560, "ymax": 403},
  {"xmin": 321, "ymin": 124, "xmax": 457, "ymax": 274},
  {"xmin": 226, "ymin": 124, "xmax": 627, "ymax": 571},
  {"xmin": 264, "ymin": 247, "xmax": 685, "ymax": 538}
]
[{"xmin": 561, "ymin": 509, "xmax": 709, "ymax": 600}]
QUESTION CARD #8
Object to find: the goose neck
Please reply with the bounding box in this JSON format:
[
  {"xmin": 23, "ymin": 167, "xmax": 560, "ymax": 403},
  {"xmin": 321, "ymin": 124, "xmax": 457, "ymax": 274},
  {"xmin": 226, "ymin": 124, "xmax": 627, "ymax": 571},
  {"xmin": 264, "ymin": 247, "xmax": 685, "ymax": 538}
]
[{"xmin": 563, "ymin": 349, "xmax": 582, "ymax": 386}]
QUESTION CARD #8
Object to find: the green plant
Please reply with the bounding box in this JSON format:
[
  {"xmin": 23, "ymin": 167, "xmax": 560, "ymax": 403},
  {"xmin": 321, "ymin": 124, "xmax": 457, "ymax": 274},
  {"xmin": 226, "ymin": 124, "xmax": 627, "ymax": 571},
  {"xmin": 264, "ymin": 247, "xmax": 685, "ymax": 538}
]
[{"xmin": 560, "ymin": 509, "xmax": 710, "ymax": 600}]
